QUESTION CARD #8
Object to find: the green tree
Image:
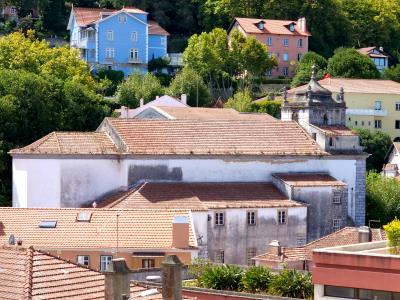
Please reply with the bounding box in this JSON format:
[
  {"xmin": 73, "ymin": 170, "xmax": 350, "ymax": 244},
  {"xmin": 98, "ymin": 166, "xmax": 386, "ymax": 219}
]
[
  {"xmin": 383, "ymin": 64, "xmax": 400, "ymax": 82},
  {"xmin": 252, "ymin": 99, "xmax": 281, "ymax": 118},
  {"xmin": 167, "ymin": 67, "xmax": 211, "ymax": 107},
  {"xmin": 383, "ymin": 218, "xmax": 400, "ymax": 254},
  {"xmin": 116, "ymin": 72, "xmax": 164, "ymax": 108},
  {"xmin": 225, "ymin": 89, "xmax": 253, "ymax": 112},
  {"xmin": 291, "ymin": 51, "xmax": 328, "ymax": 87},
  {"xmin": 353, "ymin": 128, "xmax": 392, "ymax": 171},
  {"xmin": 241, "ymin": 266, "xmax": 272, "ymax": 293},
  {"xmin": 366, "ymin": 172, "xmax": 400, "ymax": 225},
  {"xmin": 95, "ymin": 68, "xmax": 124, "ymax": 96},
  {"xmin": 327, "ymin": 48, "xmax": 380, "ymax": 79},
  {"xmin": 269, "ymin": 269, "xmax": 313, "ymax": 299}
]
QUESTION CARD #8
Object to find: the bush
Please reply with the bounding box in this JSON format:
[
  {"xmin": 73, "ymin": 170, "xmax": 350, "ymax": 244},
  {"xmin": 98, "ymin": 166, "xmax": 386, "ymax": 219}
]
[
  {"xmin": 252, "ymin": 100, "xmax": 281, "ymax": 118},
  {"xmin": 291, "ymin": 51, "xmax": 328, "ymax": 87},
  {"xmin": 188, "ymin": 258, "xmax": 214, "ymax": 286},
  {"xmin": 384, "ymin": 218, "xmax": 400, "ymax": 254},
  {"xmin": 200, "ymin": 265, "xmax": 243, "ymax": 291},
  {"xmin": 269, "ymin": 269, "xmax": 313, "ymax": 299},
  {"xmin": 148, "ymin": 57, "xmax": 170, "ymax": 73},
  {"xmin": 241, "ymin": 266, "xmax": 272, "ymax": 293},
  {"xmin": 383, "ymin": 64, "xmax": 400, "ymax": 83},
  {"xmin": 225, "ymin": 89, "xmax": 253, "ymax": 112}
]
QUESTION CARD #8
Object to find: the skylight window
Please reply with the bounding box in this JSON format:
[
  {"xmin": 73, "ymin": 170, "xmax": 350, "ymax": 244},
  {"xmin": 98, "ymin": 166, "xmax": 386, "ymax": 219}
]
[
  {"xmin": 39, "ymin": 221, "xmax": 57, "ymax": 228},
  {"xmin": 76, "ymin": 211, "xmax": 92, "ymax": 222}
]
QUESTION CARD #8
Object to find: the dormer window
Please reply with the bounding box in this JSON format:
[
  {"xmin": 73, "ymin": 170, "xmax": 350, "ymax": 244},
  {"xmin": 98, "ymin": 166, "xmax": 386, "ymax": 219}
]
[
  {"xmin": 289, "ymin": 23, "xmax": 295, "ymax": 32},
  {"xmin": 257, "ymin": 21, "xmax": 265, "ymax": 30}
]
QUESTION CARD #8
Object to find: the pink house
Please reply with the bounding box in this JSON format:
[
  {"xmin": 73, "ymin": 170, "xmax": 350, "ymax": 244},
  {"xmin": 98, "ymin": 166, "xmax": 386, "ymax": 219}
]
[{"xmin": 228, "ymin": 17, "xmax": 310, "ymax": 78}]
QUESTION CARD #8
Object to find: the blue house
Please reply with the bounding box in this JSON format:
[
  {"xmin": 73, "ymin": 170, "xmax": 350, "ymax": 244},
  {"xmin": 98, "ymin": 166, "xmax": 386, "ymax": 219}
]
[{"xmin": 67, "ymin": 7, "xmax": 169, "ymax": 75}]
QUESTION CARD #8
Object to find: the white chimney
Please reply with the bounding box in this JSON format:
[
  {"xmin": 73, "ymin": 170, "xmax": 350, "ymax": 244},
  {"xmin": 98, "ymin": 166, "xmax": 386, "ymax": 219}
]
[
  {"xmin": 297, "ymin": 17, "xmax": 306, "ymax": 33},
  {"xmin": 269, "ymin": 240, "xmax": 282, "ymax": 256},
  {"xmin": 156, "ymin": 95, "xmax": 159, "ymax": 100},
  {"xmin": 140, "ymin": 98, "xmax": 144, "ymax": 107},
  {"xmin": 180, "ymin": 94, "xmax": 187, "ymax": 105}
]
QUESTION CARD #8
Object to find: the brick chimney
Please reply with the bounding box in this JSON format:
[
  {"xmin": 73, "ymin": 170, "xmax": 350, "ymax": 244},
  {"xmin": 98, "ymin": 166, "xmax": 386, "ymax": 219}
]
[
  {"xmin": 297, "ymin": 17, "xmax": 306, "ymax": 33},
  {"xmin": 162, "ymin": 255, "xmax": 182, "ymax": 300},
  {"xmin": 172, "ymin": 216, "xmax": 189, "ymax": 249},
  {"xmin": 180, "ymin": 94, "xmax": 187, "ymax": 105},
  {"xmin": 104, "ymin": 258, "xmax": 131, "ymax": 300},
  {"xmin": 358, "ymin": 226, "xmax": 372, "ymax": 243},
  {"xmin": 140, "ymin": 98, "xmax": 144, "ymax": 107},
  {"xmin": 269, "ymin": 240, "xmax": 282, "ymax": 256}
]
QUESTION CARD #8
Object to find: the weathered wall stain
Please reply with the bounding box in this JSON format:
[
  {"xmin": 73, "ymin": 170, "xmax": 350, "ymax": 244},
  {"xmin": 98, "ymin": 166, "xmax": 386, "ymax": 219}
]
[{"xmin": 128, "ymin": 165, "xmax": 183, "ymax": 185}]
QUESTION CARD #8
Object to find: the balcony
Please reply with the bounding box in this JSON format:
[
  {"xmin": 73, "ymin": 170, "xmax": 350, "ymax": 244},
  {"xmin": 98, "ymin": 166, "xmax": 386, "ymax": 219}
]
[
  {"xmin": 346, "ymin": 108, "xmax": 388, "ymax": 117},
  {"xmin": 128, "ymin": 57, "xmax": 141, "ymax": 64}
]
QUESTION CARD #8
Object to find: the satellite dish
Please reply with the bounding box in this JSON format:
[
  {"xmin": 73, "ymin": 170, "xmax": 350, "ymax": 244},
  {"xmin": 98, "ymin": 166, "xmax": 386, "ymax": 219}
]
[{"xmin": 8, "ymin": 234, "xmax": 15, "ymax": 245}]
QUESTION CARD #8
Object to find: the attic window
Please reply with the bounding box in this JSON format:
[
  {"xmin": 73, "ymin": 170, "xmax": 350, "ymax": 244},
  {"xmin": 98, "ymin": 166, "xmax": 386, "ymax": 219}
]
[
  {"xmin": 257, "ymin": 21, "xmax": 265, "ymax": 30},
  {"xmin": 39, "ymin": 221, "xmax": 57, "ymax": 228},
  {"xmin": 76, "ymin": 211, "xmax": 92, "ymax": 222},
  {"xmin": 289, "ymin": 23, "xmax": 295, "ymax": 32}
]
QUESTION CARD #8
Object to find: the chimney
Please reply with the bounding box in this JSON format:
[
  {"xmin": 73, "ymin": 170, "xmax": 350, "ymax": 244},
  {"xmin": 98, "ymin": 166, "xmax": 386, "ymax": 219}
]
[
  {"xmin": 162, "ymin": 255, "xmax": 182, "ymax": 300},
  {"xmin": 180, "ymin": 94, "xmax": 187, "ymax": 105},
  {"xmin": 120, "ymin": 106, "xmax": 126, "ymax": 118},
  {"xmin": 104, "ymin": 258, "xmax": 131, "ymax": 300},
  {"xmin": 156, "ymin": 95, "xmax": 160, "ymax": 100},
  {"xmin": 358, "ymin": 226, "xmax": 372, "ymax": 243},
  {"xmin": 172, "ymin": 216, "xmax": 189, "ymax": 249},
  {"xmin": 297, "ymin": 17, "xmax": 306, "ymax": 33},
  {"xmin": 140, "ymin": 98, "xmax": 144, "ymax": 107},
  {"xmin": 269, "ymin": 240, "xmax": 282, "ymax": 256}
]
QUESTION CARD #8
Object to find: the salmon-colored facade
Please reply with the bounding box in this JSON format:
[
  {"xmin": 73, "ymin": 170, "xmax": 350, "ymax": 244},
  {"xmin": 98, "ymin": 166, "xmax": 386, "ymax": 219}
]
[
  {"xmin": 312, "ymin": 241, "xmax": 400, "ymax": 300},
  {"xmin": 229, "ymin": 17, "xmax": 310, "ymax": 78}
]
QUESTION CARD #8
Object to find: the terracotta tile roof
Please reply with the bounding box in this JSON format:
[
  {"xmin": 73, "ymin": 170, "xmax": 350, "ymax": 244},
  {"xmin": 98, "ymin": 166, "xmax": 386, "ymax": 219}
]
[
  {"xmin": 148, "ymin": 20, "xmax": 169, "ymax": 36},
  {"xmin": 234, "ymin": 17, "xmax": 311, "ymax": 36},
  {"xmin": 357, "ymin": 47, "xmax": 388, "ymax": 58},
  {"xmin": 289, "ymin": 78, "xmax": 400, "ymax": 95},
  {"xmin": 253, "ymin": 227, "xmax": 387, "ymax": 262},
  {"xmin": 0, "ymin": 208, "xmax": 196, "ymax": 250},
  {"xmin": 273, "ymin": 173, "xmax": 347, "ymax": 187},
  {"xmin": 0, "ymin": 245, "xmax": 105, "ymax": 299},
  {"xmin": 317, "ymin": 125, "xmax": 358, "ymax": 136},
  {"xmin": 154, "ymin": 107, "xmax": 276, "ymax": 121},
  {"xmin": 97, "ymin": 182, "xmax": 306, "ymax": 210},
  {"xmin": 106, "ymin": 118, "xmax": 327, "ymax": 156},
  {"xmin": 73, "ymin": 7, "xmax": 115, "ymax": 26},
  {"xmin": 9, "ymin": 132, "xmax": 121, "ymax": 155}
]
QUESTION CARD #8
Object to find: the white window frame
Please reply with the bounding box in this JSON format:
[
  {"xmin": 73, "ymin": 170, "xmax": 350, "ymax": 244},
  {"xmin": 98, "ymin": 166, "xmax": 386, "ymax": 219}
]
[
  {"xmin": 215, "ymin": 212, "xmax": 225, "ymax": 226},
  {"xmin": 266, "ymin": 37, "xmax": 272, "ymax": 46},
  {"xmin": 142, "ymin": 258, "xmax": 155, "ymax": 269},
  {"xmin": 374, "ymin": 100, "xmax": 382, "ymax": 110},
  {"xmin": 297, "ymin": 38, "xmax": 303, "ymax": 48},
  {"xmin": 100, "ymin": 255, "xmax": 113, "ymax": 271},
  {"xmin": 131, "ymin": 31, "xmax": 138, "ymax": 42},
  {"xmin": 396, "ymin": 102, "xmax": 400, "ymax": 111},
  {"xmin": 247, "ymin": 211, "xmax": 256, "ymax": 225},
  {"xmin": 283, "ymin": 38, "xmax": 289, "ymax": 47},
  {"xmin": 130, "ymin": 48, "xmax": 139, "ymax": 61},
  {"xmin": 332, "ymin": 191, "xmax": 342, "ymax": 204},
  {"xmin": 118, "ymin": 15, "xmax": 127, "ymax": 23},
  {"xmin": 278, "ymin": 210, "xmax": 287, "ymax": 224},
  {"xmin": 283, "ymin": 67, "xmax": 289, "ymax": 76},
  {"xmin": 105, "ymin": 48, "xmax": 115, "ymax": 59},
  {"xmin": 375, "ymin": 120, "xmax": 382, "ymax": 129},
  {"xmin": 77, "ymin": 255, "xmax": 90, "ymax": 266},
  {"xmin": 106, "ymin": 30, "xmax": 114, "ymax": 41},
  {"xmin": 333, "ymin": 219, "xmax": 341, "ymax": 232}
]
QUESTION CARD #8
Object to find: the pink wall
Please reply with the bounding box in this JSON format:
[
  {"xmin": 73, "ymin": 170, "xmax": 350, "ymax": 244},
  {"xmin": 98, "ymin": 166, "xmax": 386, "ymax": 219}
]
[{"xmin": 312, "ymin": 251, "xmax": 400, "ymax": 292}]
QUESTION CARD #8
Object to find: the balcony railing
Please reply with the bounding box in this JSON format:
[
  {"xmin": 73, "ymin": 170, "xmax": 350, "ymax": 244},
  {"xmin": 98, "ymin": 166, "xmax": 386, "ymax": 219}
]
[{"xmin": 128, "ymin": 57, "xmax": 141, "ymax": 63}]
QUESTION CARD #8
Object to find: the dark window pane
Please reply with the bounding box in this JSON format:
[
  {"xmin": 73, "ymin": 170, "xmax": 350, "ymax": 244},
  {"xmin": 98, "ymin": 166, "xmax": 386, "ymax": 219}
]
[{"xmin": 325, "ymin": 286, "xmax": 355, "ymax": 298}]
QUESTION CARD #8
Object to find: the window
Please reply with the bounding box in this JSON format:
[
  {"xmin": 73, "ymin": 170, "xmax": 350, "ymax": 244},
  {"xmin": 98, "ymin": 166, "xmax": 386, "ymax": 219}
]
[
  {"xmin": 246, "ymin": 248, "xmax": 256, "ymax": 265},
  {"xmin": 375, "ymin": 120, "xmax": 382, "ymax": 129},
  {"xmin": 348, "ymin": 117, "xmax": 351, "ymax": 121},
  {"xmin": 361, "ymin": 121, "xmax": 364, "ymax": 126},
  {"xmin": 333, "ymin": 219, "xmax": 341, "ymax": 231},
  {"xmin": 247, "ymin": 211, "xmax": 256, "ymax": 225},
  {"xmin": 312, "ymin": 133, "xmax": 317, "ymax": 140},
  {"xmin": 257, "ymin": 21, "xmax": 265, "ymax": 30},
  {"xmin": 10, "ymin": 7, "xmax": 17, "ymax": 15},
  {"xmin": 77, "ymin": 255, "xmax": 90, "ymax": 266},
  {"xmin": 76, "ymin": 211, "xmax": 92, "ymax": 222},
  {"xmin": 266, "ymin": 69, "xmax": 272, "ymax": 76},
  {"xmin": 289, "ymin": 23, "xmax": 295, "ymax": 32},
  {"xmin": 297, "ymin": 38, "xmax": 303, "ymax": 48},
  {"xmin": 105, "ymin": 48, "xmax": 115, "ymax": 59},
  {"xmin": 329, "ymin": 137, "xmax": 334, "ymax": 147},
  {"xmin": 130, "ymin": 48, "xmax": 139, "ymax": 61},
  {"xmin": 374, "ymin": 100, "xmax": 382, "ymax": 110},
  {"xmin": 278, "ymin": 210, "xmax": 287, "ymax": 224},
  {"xmin": 142, "ymin": 259, "xmax": 155, "ymax": 269},
  {"xmin": 215, "ymin": 250, "xmax": 224, "ymax": 263},
  {"xmin": 396, "ymin": 102, "xmax": 400, "ymax": 111},
  {"xmin": 332, "ymin": 191, "xmax": 342, "ymax": 204},
  {"xmin": 161, "ymin": 37, "xmax": 166, "ymax": 46},
  {"xmin": 100, "ymin": 255, "xmax": 112, "ymax": 271},
  {"xmin": 215, "ymin": 212, "xmax": 225, "ymax": 226},
  {"xmin": 325, "ymin": 286, "xmax": 356, "ymax": 298},
  {"xmin": 297, "ymin": 53, "xmax": 302, "ymax": 61},
  {"xmin": 396, "ymin": 120, "xmax": 400, "ymax": 129},
  {"xmin": 368, "ymin": 121, "xmax": 371, "ymax": 126},
  {"xmin": 118, "ymin": 15, "xmax": 127, "ymax": 23},
  {"xmin": 106, "ymin": 30, "xmax": 114, "ymax": 41},
  {"xmin": 39, "ymin": 221, "xmax": 57, "ymax": 228},
  {"xmin": 266, "ymin": 37, "xmax": 272, "ymax": 46},
  {"xmin": 283, "ymin": 53, "xmax": 289, "ymax": 61},
  {"xmin": 131, "ymin": 31, "xmax": 138, "ymax": 42},
  {"xmin": 283, "ymin": 38, "xmax": 289, "ymax": 47},
  {"xmin": 283, "ymin": 67, "xmax": 289, "ymax": 76},
  {"xmin": 359, "ymin": 289, "xmax": 392, "ymax": 300},
  {"xmin": 355, "ymin": 121, "xmax": 358, "ymax": 126}
]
